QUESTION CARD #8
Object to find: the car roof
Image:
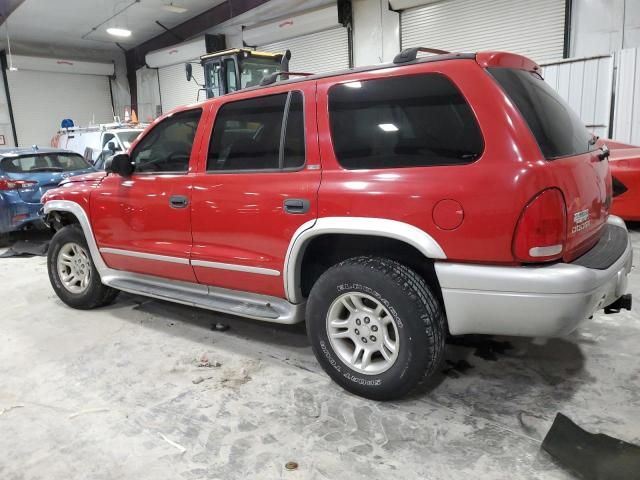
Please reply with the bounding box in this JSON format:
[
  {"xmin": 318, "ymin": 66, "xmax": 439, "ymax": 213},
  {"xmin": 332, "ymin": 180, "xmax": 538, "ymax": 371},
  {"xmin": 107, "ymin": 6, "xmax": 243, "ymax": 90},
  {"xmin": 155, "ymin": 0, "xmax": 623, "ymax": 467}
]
[{"xmin": 0, "ymin": 147, "xmax": 79, "ymax": 158}]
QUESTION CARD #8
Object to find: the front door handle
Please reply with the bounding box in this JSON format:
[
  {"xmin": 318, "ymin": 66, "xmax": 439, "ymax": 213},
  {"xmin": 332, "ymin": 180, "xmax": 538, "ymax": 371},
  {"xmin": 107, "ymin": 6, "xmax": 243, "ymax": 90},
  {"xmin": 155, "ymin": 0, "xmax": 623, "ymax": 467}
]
[
  {"xmin": 169, "ymin": 195, "xmax": 189, "ymax": 208},
  {"xmin": 283, "ymin": 198, "xmax": 310, "ymax": 214}
]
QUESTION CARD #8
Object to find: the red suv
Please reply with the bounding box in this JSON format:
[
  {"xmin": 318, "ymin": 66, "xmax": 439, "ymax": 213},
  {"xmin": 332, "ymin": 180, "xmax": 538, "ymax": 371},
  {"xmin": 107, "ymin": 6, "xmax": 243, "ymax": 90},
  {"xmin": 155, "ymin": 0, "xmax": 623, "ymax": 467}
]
[{"xmin": 42, "ymin": 50, "xmax": 633, "ymax": 400}]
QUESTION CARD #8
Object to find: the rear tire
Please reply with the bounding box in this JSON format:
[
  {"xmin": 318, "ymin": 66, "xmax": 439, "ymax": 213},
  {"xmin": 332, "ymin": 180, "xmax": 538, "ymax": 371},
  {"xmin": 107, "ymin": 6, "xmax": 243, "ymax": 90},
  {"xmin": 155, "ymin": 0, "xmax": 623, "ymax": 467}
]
[
  {"xmin": 306, "ymin": 256, "xmax": 446, "ymax": 400},
  {"xmin": 47, "ymin": 224, "xmax": 119, "ymax": 309}
]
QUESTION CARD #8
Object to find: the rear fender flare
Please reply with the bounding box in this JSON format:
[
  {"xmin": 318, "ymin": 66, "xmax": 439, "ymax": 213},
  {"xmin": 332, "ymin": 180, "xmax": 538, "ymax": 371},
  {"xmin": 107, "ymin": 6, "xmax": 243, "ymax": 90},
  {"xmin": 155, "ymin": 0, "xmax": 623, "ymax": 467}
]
[{"xmin": 283, "ymin": 217, "xmax": 447, "ymax": 303}]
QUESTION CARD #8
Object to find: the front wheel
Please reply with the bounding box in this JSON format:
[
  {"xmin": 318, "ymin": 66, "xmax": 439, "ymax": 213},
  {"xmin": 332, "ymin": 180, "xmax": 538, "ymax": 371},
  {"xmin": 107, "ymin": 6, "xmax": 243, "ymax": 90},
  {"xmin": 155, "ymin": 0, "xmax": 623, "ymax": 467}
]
[
  {"xmin": 47, "ymin": 224, "xmax": 118, "ymax": 309},
  {"xmin": 306, "ymin": 256, "xmax": 446, "ymax": 400}
]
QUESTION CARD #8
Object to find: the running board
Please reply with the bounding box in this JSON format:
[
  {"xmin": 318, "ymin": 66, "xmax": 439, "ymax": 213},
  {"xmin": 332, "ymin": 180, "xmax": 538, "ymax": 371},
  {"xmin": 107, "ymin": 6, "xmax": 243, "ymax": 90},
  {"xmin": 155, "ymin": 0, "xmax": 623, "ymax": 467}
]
[{"xmin": 101, "ymin": 271, "xmax": 304, "ymax": 324}]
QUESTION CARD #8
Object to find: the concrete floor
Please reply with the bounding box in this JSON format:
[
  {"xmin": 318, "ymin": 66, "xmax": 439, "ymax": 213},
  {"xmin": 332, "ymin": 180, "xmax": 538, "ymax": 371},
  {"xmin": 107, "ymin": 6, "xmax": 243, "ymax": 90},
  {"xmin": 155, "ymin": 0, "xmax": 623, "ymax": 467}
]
[{"xmin": 0, "ymin": 227, "xmax": 639, "ymax": 480}]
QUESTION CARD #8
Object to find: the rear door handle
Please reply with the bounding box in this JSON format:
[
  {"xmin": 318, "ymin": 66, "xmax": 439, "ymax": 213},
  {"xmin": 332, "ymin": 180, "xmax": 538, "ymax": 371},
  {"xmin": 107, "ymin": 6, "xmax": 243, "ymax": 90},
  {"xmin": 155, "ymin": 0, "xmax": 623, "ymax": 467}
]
[
  {"xmin": 169, "ymin": 195, "xmax": 189, "ymax": 208},
  {"xmin": 283, "ymin": 198, "xmax": 310, "ymax": 214}
]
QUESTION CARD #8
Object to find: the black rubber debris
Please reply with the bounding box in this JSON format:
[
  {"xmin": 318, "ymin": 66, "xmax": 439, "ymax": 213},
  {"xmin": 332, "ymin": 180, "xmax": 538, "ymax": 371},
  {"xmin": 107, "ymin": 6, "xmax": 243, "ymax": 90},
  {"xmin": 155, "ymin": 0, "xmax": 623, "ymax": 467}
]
[
  {"xmin": 0, "ymin": 239, "xmax": 49, "ymax": 257},
  {"xmin": 542, "ymin": 413, "xmax": 640, "ymax": 480},
  {"xmin": 442, "ymin": 359, "xmax": 474, "ymax": 378}
]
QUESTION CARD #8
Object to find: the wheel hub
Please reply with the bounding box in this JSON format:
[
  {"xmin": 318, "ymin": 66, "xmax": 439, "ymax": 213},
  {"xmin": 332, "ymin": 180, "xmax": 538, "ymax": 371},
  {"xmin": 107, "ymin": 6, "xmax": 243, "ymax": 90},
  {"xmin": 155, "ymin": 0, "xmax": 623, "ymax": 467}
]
[
  {"xmin": 326, "ymin": 292, "xmax": 400, "ymax": 375},
  {"xmin": 57, "ymin": 242, "xmax": 91, "ymax": 294}
]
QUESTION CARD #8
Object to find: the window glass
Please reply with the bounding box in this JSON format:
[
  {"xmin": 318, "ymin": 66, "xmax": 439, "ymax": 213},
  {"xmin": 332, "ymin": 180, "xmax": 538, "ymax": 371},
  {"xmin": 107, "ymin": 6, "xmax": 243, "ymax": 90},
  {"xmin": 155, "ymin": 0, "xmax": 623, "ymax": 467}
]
[
  {"xmin": 240, "ymin": 57, "xmax": 280, "ymax": 89},
  {"xmin": 328, "ymin": 74, "xmax": 483, "ymax": 170},
  {"xmin": 131, "ymin": 109, "xmax": 202, "ymax": 173},
  {"xmin": 488, "ymin": 68, "xmax": 594, "ymax": 159},
  {"xmin": 283, "ymin": 92, "xmax": 305, "ymax": 169},
  {"xmin": 205, "ymin": 62, "xmax": 222, "ymax": 98},
  {"xmin": 117, "ymin": 131, "xmax": 142, "ymax": 149},
  {"xmin": 225, "ymin": 59, "xmax": 238, "ymax": 93},
  {"xmin": 0, "ymin": 153, "xmax": 90, "ymax": 173},
  {"xmin": 102, "ymin": 133, "xmax": 115, "ymax": 149},
  {"xmin": 208, "ymin": 93, "xmax": 288, "ymax": 171}
]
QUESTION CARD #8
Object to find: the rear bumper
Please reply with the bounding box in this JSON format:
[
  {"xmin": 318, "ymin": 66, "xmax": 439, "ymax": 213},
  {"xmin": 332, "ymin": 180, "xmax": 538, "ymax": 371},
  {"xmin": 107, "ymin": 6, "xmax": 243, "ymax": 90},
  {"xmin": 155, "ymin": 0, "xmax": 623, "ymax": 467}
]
[
  {"xmin": 0, "ymin": 195, "xmax": 44, "ymax": 234},
  {"xmin": 435, "ymin": 216, "xmax": 633, "ymax": 337}
]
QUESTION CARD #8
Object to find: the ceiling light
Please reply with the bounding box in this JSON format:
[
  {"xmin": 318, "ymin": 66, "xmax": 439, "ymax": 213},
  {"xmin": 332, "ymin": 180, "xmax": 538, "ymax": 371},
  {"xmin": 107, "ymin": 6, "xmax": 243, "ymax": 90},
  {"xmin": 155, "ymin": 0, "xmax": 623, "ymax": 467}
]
[
  {"xmin": 379, "ymin": 123, "xmax": 399, "ymax": 132},
  {"xmin": 162, "ymin": 3, "xmax": 188, "ymax": 13},
  {"xmin": 106, "ymin": 27, "xmax": 132, "ymax": 38}
]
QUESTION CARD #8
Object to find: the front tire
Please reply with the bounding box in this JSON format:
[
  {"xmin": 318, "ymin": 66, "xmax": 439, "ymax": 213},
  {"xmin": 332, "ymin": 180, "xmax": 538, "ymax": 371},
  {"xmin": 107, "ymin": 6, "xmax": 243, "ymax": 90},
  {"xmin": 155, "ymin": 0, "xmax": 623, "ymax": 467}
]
[
  {"xmin": 306, "ymin": 256, "xmax": 446, "ymax": 400},
  {"xmin": 47, "ymin": 224, "xmax": 118, "ymax": 309}
]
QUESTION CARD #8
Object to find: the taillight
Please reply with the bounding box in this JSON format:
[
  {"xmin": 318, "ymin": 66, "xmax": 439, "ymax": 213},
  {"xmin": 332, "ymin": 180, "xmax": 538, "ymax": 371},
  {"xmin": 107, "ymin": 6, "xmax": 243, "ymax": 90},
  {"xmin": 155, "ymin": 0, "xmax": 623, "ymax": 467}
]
[
  {"xmin": 0, "ymin": 179, "xmax": 38, "ymax": 191},
  {"xmin": 513, "ymin": 188, "xmax": 567, "ymax": 262}
]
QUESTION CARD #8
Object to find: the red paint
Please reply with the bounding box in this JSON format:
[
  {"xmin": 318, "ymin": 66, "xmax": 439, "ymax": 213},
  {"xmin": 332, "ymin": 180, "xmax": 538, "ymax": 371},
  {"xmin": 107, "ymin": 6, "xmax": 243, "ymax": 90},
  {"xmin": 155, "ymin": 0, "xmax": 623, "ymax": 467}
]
[
  {"xmin": 607, "ymin": 144, "xmax": 640, "ymax": 221},
  {"xmin": 42, "ymin": 51, "xmax": 612, "ymax": 297}
]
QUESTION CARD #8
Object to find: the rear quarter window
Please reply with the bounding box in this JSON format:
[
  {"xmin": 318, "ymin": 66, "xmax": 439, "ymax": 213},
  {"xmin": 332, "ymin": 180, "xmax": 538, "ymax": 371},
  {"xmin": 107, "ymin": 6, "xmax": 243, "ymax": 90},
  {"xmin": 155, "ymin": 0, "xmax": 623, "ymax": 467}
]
[
  {"xmin": 328, "ymin": 73, "xmax": 484, "ymax": 170},
  {"xmin": 488, "ymin": 68, "xmax": 594, "ymax": 159}
]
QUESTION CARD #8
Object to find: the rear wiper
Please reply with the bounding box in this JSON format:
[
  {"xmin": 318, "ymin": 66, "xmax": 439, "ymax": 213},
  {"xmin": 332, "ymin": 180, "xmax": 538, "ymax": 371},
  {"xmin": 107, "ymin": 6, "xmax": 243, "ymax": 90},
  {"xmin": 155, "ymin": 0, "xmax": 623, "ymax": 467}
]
[{"xmin": 29, "ymin": 167, "xmax": 64, "ymax": 172}]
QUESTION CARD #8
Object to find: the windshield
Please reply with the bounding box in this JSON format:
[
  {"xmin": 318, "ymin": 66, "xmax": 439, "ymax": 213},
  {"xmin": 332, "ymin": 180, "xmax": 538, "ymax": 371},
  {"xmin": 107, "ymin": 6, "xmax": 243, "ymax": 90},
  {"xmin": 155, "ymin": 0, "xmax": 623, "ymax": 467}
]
[
  {"xmin": 0, "ymin": 153, "xmax": 91, "ymax": 173},
  {"xmin": 239, "ymin": 57, "xmax": 281, "ymax": 89},
  {"xmin": 117, "ymin": 131, "xmax": 142, "ymax": 150},
  {"xmin": 488, "ymin": 68, "xmax": 595, "ymax": 159}
]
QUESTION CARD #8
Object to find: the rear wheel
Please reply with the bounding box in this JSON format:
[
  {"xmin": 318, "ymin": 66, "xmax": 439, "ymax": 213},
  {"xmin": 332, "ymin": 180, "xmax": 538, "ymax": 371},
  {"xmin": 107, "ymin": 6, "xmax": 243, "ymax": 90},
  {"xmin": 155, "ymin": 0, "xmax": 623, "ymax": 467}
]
[
  {"xmin": 306, "ymin": 256, "xmax": 446, "ymax": 400},
  {"xmin": 47, "ymin": 224, "xmax": 118, "ymax": 309}
]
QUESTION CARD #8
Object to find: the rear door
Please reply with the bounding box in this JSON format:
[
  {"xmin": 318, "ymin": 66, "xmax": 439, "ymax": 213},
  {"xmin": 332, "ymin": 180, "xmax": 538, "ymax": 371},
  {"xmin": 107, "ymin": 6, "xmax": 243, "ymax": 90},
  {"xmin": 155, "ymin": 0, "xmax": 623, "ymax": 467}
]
[
  {"xmin": 488, "ymin": 67, "xmax": 611, "ymax": 260},
  {"xmin": 190, "ymin": 83, "xmax": 320, "ymax": 298}
]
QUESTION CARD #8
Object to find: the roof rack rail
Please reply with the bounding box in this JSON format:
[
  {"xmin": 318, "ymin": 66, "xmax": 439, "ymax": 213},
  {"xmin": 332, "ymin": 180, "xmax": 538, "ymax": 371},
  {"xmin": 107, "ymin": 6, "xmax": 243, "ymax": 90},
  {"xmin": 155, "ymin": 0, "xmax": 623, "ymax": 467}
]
[
  {"xmin": 393, "ymin": 47, "xmax": 450, "ymax": 64},
  {"xmin": 259, "ymin": 71, "xmax": 313, "ymax": 86}
]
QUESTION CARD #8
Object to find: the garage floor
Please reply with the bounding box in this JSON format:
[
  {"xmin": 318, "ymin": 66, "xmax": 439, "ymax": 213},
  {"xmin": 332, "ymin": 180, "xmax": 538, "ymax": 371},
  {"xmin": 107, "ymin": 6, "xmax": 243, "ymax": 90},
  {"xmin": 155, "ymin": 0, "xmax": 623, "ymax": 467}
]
[{"xmin": 1, "ymin": 228, "xmax": 639, "ymax": 480}]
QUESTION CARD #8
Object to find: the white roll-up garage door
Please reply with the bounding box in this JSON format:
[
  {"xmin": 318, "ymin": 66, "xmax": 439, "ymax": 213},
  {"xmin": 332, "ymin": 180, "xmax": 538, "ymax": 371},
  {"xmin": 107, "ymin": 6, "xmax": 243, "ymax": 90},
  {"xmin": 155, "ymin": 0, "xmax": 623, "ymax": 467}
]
[
  {"xmin": 260, "ymin": 27, "xmax": 350, "ymax": 75},
  {"xmin": 400, "ymin": 0, "xmax": 566, "ymax": 64},
  {"xmin": 158, "ymin": 61, "xmax": 205, "ymax": 113},
  {"xmin": 7, "ymin": 69, "xmax": 113, "ymax": 147}
]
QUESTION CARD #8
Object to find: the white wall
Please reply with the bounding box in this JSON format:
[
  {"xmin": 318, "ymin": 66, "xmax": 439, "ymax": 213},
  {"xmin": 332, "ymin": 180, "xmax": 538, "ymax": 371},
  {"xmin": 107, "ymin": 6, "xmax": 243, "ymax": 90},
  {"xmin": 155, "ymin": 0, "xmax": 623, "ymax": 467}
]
[
  {"xmin": 0, "ymin": 72, "xmax": 16, "ymax": 147},
  {"xmin": 571, "ymin": 0, "xmax": 640, "ymax": 57},
  {"xmin": 352, "ymin": 0, "xmax": 400, "ymax": 66}
]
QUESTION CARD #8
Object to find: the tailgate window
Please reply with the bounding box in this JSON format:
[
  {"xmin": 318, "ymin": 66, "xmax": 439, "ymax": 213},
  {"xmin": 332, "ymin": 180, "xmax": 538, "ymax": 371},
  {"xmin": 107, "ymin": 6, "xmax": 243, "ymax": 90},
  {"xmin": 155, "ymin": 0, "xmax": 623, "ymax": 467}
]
[
  {"xmin": 488, "ymin": 68, "xmax": 594, "ymax": 159},
  {"xmin": 0, "ymin": 153, "xmax": 90, "ymax": 173}
]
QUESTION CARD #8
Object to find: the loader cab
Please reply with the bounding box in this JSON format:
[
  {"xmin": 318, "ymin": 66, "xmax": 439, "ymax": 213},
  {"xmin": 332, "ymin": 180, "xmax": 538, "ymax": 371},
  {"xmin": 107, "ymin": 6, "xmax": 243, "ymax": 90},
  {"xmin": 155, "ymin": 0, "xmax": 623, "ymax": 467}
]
[{"xmin": 186, "ymin": 48, "xmax": 289, "ymax": 99}]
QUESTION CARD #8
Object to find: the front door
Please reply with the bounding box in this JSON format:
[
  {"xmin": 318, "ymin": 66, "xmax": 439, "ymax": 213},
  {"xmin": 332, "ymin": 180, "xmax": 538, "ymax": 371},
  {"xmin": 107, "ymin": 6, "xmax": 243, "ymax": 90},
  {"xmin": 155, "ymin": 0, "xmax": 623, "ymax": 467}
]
[
  {"xmin": 91, "ymin": 108, "xmax": 205, "ymax": 282},
  {"xmin": 190, "ymin": 84, "xmax": 320, "ymax": 298}
]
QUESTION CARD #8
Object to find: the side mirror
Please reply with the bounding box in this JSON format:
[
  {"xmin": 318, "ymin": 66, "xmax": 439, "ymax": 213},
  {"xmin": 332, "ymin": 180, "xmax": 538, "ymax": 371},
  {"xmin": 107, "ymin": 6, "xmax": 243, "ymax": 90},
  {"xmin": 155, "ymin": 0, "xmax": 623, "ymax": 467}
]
[
  {"xmin": 185, "ymin": 63, "xmax": 193, "ymax": 82},
  {"xmin": 106, "ymin": 153, "xmax": 134, "ymax": 177}
]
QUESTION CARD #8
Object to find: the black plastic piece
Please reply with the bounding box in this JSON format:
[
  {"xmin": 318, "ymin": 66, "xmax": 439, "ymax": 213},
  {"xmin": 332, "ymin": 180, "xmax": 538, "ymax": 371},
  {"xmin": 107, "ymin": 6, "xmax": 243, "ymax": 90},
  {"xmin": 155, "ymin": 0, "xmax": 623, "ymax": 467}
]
[
  {"xmin": 542, "ymin": 413, "xmax": 640, "ymax": 480},
  {"xmin": 612, "ymin": 176, "xmax": 628, "ymax": 197},
  {"xmin": 283, "ymin": 198, "xmax": 310, "ymax": 214},
  {"xmin": 169, "ymin": 195, "xmax": 189, "ymax": 209},
  {"xmin": 259, "ymin": 71, "xmax": 312, "ymax": 86},
  {"xmin": 570, "ymin": 224, "xmax": 628, "ymax": 270},
  {"xmin": 604, "ymin": 293, "xmax": 632, "ymax": 314},
  {"xmin": 393, "ymin": 47, "xmax": 450, "ymax": 64},
  {"xmin": 598, "ymin": 144, "xmax": 610, "ymax": 160}
]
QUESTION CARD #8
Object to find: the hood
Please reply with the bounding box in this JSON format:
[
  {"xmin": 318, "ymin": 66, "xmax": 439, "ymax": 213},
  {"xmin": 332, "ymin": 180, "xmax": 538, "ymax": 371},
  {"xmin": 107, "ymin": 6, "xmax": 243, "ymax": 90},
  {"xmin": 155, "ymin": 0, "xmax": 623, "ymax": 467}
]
[{"xmin": 59, "ymin": 171, "xmax": 107, "ymax": 185}]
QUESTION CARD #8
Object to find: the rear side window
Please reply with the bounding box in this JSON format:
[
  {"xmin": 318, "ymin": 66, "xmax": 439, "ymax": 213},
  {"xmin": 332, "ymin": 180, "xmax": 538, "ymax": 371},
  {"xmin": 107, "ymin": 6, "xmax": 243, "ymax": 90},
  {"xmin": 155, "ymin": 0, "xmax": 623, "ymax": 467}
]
[
  {"xmin": 328, "ymin": 74, "xmax": 483, "ymax": 170},
  {"xmin": 131, "ymin": 109, "xmax": 202, "ymax": 173},
  {"xmin": 488, "ymin": 68, "xmax": 594, "ymax": 159},
  {"xmin": 0, "ymin": 153, "xmax": 90, "ymax": 173},
  {"xmin": 207, "ymin": 91, "xmax": 305, "ymax": 172}
]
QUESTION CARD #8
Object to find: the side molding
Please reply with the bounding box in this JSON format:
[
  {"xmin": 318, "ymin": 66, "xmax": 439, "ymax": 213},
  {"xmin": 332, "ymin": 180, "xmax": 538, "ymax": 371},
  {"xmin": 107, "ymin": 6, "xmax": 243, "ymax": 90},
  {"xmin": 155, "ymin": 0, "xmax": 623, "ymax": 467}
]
[
  {"xmin": 283, "ymin": 217, "xmax": 447, "ymax": 303},
  {"xmin": 44, "ymin": 200, "xmax": 108, "ymax": 274}
]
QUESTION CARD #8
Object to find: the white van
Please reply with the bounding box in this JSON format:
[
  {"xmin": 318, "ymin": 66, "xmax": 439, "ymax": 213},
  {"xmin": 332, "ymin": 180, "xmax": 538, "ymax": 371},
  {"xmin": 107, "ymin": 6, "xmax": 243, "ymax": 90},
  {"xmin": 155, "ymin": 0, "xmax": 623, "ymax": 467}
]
[{"xmin": 52, "ymin": 124, "xmax": 145, "ymax": 169}]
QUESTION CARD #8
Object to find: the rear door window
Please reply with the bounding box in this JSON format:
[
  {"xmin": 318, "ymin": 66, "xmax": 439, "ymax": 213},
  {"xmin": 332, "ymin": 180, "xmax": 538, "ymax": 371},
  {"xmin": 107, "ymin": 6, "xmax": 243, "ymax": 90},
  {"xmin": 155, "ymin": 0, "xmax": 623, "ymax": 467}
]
[
  {"xmin": 207, "ymin": 91, "xmax": 305, "ymax": 172},
  {"xmin": 328, "ymin": 73, "xmax": 484, "ymax": 170},
  {"xmin": 488, "ymin": 68, "xmax": 594, "ymax": 159}
]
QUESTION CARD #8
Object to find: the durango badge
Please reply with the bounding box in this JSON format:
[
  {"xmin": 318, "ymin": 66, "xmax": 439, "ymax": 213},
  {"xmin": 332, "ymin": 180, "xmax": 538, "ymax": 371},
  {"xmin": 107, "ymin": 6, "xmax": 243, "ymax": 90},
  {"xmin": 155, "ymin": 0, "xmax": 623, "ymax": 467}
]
[{"xmin": 572, "ymin": 209, "xmax": 591, "ymax": 234}]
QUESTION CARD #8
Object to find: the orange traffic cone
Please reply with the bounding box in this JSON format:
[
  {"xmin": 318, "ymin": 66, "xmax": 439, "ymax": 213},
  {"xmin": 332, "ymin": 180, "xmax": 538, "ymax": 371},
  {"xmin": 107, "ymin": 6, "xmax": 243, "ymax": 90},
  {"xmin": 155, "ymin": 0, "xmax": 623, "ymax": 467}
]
[{"xmin": 131, "ymin": 109, "xmax": 139, "ymax": 124}]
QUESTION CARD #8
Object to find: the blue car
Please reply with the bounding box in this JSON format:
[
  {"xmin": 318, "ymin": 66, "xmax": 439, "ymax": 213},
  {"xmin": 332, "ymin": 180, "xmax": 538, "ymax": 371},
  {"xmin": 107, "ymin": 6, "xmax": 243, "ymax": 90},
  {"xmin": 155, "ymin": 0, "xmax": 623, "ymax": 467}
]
[{"xmin": 0, "ymin": 147, "xmax": 95, "ymax": 235}]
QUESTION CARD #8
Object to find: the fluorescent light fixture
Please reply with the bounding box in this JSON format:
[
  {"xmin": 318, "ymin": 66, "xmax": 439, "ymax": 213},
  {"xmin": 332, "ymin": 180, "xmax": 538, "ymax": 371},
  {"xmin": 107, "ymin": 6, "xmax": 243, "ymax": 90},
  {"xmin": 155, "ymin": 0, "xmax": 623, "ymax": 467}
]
[
  {"xmin": 9, "ymin": 67, "xmax": 17, "ymax": 71},
  {"xmin": 106, "ymin": 27, "xmax": 132, "ymax": 37},
  {"xmin": 162, "ymin": 3, "xmax": 188, "ymax": 13},
  {"xmin": 378, "ymin": 123, "xmax": 399, "ymax": 132},
  {"xmin": 344, "ymin": 81, "xmax": 362, "ymax": 88}
]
